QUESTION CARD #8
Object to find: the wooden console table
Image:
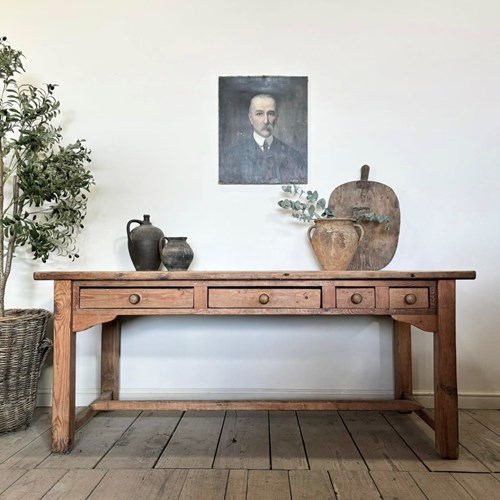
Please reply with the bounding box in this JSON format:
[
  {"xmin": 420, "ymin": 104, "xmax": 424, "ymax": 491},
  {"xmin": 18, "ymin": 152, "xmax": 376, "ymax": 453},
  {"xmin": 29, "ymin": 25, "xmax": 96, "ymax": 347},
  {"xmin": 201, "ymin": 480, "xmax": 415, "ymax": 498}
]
[{"xmin": 34, "ymin": 270, "xmax": 475, "ymax": 457}]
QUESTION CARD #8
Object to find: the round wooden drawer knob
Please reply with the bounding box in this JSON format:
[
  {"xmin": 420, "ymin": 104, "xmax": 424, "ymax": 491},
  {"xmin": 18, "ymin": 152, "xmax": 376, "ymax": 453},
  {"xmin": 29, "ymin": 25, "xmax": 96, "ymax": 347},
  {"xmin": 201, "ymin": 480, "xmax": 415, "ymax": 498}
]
[
  {"xmin": 404, "ymin": 293, "xmax": 417, "ymax": 305},
  {"xmin": 259, "ymin": 293, "xmax": 270, "ymax": 304},
  {"xmin": 128, "ymin": 293, "xmax": 141, "ymax": 305},
  {"xmin": 351, "ymin": 293, "xmax": 363, "ymax": 305}
]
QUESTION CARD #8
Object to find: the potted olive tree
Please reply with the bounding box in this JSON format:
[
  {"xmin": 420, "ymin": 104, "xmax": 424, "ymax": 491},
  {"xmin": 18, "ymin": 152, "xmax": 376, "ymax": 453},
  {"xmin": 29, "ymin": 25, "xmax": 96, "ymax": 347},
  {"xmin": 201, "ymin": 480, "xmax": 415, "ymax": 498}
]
[{"xmin": 0, "ymin": 37, "xmax": 94, "ymax": 432}]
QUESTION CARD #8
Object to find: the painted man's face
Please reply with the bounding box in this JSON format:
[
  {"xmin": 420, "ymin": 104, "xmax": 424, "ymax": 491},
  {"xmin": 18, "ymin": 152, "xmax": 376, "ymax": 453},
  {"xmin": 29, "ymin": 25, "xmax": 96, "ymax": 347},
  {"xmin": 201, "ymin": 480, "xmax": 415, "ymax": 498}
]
[{"xmin": 248, "ymin": 96, "xmax": 278, "ymax": 138}]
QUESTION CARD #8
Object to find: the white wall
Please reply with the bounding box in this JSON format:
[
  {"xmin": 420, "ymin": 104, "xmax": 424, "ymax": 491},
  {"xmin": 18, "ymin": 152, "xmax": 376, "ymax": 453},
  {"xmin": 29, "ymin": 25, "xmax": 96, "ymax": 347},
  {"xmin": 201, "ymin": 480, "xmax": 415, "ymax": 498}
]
[{"xmin": 4, "ymin": 0, "xmax": 499, "ymax": 408}]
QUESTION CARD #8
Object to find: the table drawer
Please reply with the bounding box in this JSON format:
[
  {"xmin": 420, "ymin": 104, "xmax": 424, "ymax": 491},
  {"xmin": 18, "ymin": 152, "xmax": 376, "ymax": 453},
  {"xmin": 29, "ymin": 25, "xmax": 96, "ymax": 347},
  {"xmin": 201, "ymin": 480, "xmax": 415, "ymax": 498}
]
[
  {"xmin": 389, "ymin": 287, "xmax": 429, "ymax": 309},
  {"xmin": 208, "ymin": 288, "xmax": 321, "ymax": 309},
  {"xmin": 79, "ymin": 288, "xmax": 194, "ymax": 309},
  {"xmin": 336, "ymin": 288, "xmax": 375, "ymax": 308}
]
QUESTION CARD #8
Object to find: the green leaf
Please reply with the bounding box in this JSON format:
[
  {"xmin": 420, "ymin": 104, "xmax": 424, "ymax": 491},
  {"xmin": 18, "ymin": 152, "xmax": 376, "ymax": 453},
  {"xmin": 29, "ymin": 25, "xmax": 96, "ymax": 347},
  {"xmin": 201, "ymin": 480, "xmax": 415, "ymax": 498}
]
[{"xmin": 309, "ymin": 191, "xmax": 319, "ymax": 202}]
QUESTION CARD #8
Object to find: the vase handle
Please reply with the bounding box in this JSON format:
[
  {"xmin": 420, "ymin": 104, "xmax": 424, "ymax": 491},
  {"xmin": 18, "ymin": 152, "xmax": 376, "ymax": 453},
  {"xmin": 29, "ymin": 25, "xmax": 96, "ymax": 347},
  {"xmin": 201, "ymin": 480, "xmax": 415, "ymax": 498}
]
[
  {"xmin": 353, "ymin": 223, "xmax": 365, "ymax": 243},
  {"xmin": 159, "ymin": 236, "xmax": 166, "ymax": 254},
  {"xmin": 307, "ymin": 224, "xmax": 316, "ymax": 243},
  {"xmin": 126, "ymin": 219, "xmax": 142, "ymax": 240}
]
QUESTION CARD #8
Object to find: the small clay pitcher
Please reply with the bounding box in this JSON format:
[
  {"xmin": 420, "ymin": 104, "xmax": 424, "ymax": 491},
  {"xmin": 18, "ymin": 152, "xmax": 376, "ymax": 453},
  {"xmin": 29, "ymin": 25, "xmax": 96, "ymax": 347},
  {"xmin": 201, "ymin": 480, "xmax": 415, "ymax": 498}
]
[
  {"xmin": 160, "ymin": 236, "xmax": 194, "ymax": 271},
  {"xmin": 127, "ymin": 215, "xmax": 164, "ymax": 271},
  {"xmin": 307, "ymin": 218, "xmax": 364, "ymax": 270}
]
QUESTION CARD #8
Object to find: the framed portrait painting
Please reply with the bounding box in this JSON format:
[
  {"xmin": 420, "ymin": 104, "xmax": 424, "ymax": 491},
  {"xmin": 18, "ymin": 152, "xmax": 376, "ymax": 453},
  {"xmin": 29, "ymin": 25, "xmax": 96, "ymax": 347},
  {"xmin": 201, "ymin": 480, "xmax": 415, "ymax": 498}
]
[{"xmin": 219, "ymin": 76, "xmax": 308, "ymax": 185}]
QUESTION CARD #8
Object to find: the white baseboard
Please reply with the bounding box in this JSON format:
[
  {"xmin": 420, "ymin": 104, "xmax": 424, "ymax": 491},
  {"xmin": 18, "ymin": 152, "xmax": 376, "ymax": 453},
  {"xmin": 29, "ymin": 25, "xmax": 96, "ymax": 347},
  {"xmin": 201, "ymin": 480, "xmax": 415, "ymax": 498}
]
[
  {"xmin": 413, "ymin": 391, "xmax": 500, "ymax": 409},
  {"xmin": 36, "ymin": 388, "xmax": 500, "ymax": 409}
]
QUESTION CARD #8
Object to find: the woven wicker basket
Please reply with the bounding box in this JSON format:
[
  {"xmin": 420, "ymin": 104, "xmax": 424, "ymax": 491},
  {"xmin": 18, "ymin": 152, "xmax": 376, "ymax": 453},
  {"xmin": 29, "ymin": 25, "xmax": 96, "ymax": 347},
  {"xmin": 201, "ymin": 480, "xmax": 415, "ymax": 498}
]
[{"xmin": 0, "ymin": 309, "xmax": 52, "ymax": 433}]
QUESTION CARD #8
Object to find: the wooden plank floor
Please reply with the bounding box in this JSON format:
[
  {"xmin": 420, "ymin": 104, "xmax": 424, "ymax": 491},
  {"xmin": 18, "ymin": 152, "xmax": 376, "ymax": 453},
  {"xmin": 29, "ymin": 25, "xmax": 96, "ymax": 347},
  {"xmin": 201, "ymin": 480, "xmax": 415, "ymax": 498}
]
[{"xmin": 0, "ymin": 408, "xmax": 499, "ymax": 499}]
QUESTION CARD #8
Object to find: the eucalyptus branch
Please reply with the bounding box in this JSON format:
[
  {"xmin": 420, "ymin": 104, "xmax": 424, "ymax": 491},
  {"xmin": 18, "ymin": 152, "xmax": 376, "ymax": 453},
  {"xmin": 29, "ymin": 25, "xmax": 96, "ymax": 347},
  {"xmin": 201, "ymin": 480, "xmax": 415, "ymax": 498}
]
[{"xmin": 278, "ymin": 184, "xmax": 334, "ymax": 222}]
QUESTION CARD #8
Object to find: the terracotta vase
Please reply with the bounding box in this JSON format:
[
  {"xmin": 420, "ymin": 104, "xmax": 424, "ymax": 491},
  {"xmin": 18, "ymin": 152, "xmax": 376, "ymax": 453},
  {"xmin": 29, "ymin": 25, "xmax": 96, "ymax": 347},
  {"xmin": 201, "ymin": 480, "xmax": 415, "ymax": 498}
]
[{"xmin": 307, "ymin": 218, "xmax": 364, "ymax": 271}]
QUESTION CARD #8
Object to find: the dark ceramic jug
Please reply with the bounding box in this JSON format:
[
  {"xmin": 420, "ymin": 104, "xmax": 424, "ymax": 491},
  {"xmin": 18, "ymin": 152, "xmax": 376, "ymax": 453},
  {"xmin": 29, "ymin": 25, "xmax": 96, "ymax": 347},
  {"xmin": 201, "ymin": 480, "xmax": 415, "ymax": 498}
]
[
  {"xmin": 159, "ymin": 236, "xmax": 194, "ymax": 271},
  {"xmin": 127, "ymin": 215, "xmax": 164, "ymax": 271}
]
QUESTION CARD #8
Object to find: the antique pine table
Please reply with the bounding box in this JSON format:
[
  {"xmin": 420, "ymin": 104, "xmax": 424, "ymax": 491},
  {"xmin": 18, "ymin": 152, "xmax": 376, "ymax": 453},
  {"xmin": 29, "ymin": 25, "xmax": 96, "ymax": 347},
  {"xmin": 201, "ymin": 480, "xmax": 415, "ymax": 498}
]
[{"xmin": 34, "ymin": 270, "xmax": 475, "ymax": 458}]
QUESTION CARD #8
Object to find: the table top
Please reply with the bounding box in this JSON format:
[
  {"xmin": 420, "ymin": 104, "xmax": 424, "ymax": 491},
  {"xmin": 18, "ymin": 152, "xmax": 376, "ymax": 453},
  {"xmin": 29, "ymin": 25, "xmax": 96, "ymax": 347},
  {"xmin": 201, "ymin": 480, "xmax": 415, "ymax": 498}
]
[{"xmin": 33, "ymin": 270, "xmax": 476, "ymax": 281}]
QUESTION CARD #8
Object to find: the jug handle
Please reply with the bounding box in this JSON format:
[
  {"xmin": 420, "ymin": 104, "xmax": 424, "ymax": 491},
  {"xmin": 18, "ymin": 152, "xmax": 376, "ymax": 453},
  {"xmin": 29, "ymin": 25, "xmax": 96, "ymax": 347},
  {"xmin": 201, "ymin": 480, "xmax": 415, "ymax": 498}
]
[
  {"xmin": 159, "ymin": 236, "xmax": 166, "ymax": 253},
  {"xmin": 353, "ymin": 223, "xmax": 365, "ymax": 243},
  {"xmin": 126, "ymin": 219, "xmax": 143, "ymax": 240},
  {"xmin": 307, "ymin": 224, "xmax": 316, "ymax": 243}
]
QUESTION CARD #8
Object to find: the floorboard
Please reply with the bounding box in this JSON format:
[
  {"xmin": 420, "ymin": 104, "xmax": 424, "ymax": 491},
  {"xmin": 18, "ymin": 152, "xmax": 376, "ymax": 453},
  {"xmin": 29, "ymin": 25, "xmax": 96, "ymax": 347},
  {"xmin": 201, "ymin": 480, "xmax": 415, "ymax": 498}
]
[
  {"xmin": 42, "ymin": 470, "xmax": 108, "ymax": 500},
  {"xmin": 289, "ymin": 470, "xmax": 335, "ymax": 500},
  {"xmin": 370, "ymin": 470, "xmax": 427, "ymax": 499},
  {"xmin": 224, "ymin": 470, "xmax": 248, "ymax": 500},
  {"xmin": 1, "ymin": 408, "xmax": 500, "ymax": 499},
  {"xmin": 409, "ymin": 471, "xmax": 474, "ymax": 499},
  {"xmin": 0, "ymin": 408, "xmax": 51, "ymax": 464},
  {"xmin": 88, "ymin": 469, "xmax": 188, "ymax": 500},
  {"xmin": 297, "ymin": 411, "xmax": 366, "ymax": 471},
  {"xmin": 0, "ymin": 470, "xmax": 27, "ymax": 495},
  {"xmin": 156, "ymin": 411, "xmax": 224, "ymax": 469},
  {"xmin": 0, "ymin": 468, "xmax": 67, "ymax": 500},
  {"xmin": 213, "ymin": 411, "xmax": 269, "ymax": 470},
  {"xmin": 452, "ymin": 472, "xmax": 500, "ymax": 500},
  {"xmin": 384, "ymin": 411, "xmax": 488, "ymax": 472},
  {"xmin": 246, "ymin": 470, "xmax": 290, "ymax": 500},
  {"xmin": 39, "ymin": 411, "xmax": 141, "ymax": 470},
  {"xmin": 465, "ymin": 409, "xmax": 500, "ymax": 436},
  {"xmin": 270, "ymin": 411, "xmax": 308, "ymax": 470},
  {"xmin": 458, "ymin": 411, "xmax": 500, "ymax": 472},
  {"xmin": 0, "ymin": 429, "xmax": 51, "ymax": 470},
  {"xmin": 178, "ymin": 469, "xmax": 228, "ymax": 500},
  {"xmin": 329, "ymin": 470, "xmax": 381, "ymax": 499},
  {"xmin": 340, "ymin": 411, "xmax": 427, "ymax": 472},
  {"xmin": 98, "ymin": 410, "xmax": 182, "ymax": 469}
]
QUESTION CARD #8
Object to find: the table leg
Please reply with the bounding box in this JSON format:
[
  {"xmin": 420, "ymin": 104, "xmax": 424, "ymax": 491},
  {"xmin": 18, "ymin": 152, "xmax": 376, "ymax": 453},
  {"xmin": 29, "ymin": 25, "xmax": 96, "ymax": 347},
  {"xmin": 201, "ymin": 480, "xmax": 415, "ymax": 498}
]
[
  {"xmin": 394, "ymin": 320, "xmax": 412, "ymax": 400},
  {"xmin": 51, "ymin": 280, "xmax": 76, "ymax": 453},
  {"xmin": 434, "ymin": 280, "xmax": 459, "ymax": 459},
  {"xmin": 101, "ymin": 318, "xmax": 121, "ymax": 399}
]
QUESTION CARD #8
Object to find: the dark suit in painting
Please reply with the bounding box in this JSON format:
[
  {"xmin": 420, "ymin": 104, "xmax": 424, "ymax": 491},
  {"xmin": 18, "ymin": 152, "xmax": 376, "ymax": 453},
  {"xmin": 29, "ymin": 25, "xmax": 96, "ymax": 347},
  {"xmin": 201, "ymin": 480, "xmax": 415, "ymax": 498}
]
[{"xmin": 220, "ymin": 136, "xmax": 307, "ymax": 184}]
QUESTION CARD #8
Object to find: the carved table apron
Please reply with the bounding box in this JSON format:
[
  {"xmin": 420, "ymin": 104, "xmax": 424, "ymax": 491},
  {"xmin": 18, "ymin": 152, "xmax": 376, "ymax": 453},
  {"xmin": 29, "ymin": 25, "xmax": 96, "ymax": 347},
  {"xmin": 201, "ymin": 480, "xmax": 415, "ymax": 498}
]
[{"xmin": 33, "ymin": 270, "xmax": 476, "ymax": 458}]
